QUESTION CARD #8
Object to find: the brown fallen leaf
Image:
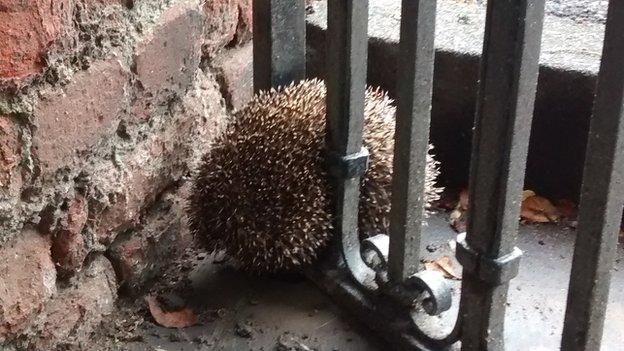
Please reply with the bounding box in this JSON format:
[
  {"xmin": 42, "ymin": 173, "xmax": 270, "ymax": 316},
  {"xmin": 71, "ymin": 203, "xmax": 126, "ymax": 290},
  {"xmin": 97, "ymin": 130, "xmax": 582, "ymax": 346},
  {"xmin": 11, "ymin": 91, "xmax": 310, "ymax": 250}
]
[
  {"xmin": 520, "ymin": 190, "xmax": 559, "ymax": 223},
  {"xmin": 619, "ymin": 230, "xmax": 624, "ymax": 244},
  {"xmin": 146, "ymin": 295, "xmax": 198, "ymax": 328},
  {"xmin": 423, "ymin": 256, "xmax": 462, "ymax": 280},
  {"xmin": 521, "ymin": 190, "xmax": 536, "ymax": 202}
]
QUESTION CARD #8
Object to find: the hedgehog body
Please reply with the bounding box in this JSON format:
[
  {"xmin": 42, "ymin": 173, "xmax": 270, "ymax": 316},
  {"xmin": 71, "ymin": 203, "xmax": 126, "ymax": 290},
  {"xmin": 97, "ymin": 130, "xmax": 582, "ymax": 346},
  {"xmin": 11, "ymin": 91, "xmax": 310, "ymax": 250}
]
[{"xmin": 187, "ymin": 79, "xmax": 441, "ymax": 273}]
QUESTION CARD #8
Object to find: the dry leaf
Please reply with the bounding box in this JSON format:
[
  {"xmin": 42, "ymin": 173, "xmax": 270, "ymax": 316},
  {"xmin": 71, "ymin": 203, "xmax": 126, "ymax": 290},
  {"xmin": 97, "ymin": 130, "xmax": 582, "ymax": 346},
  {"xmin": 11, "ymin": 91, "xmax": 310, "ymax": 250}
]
[
  {"xmin": 423, "ymin": 256, "xmax": 462, "ymax": 280},
  {"xmin": 619, "ymin": 230, "xmax": 624, "ymax": 243},
  {"xmin": 521, "ymin": 190, "xmax": 536, "ymax": 202},
  {"xmin": 146, "ymin": 295, "xmax": 198, "ymax": 328},
  {"xmin": 521, "ymin": 192, "xmax": 559, "ymax": 223}
]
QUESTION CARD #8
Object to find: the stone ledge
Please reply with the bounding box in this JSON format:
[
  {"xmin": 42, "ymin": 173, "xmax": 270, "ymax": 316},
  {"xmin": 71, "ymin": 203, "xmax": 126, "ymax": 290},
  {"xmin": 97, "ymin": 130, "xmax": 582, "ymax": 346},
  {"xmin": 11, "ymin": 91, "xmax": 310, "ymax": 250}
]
[
  {"xmin": 308, "ymin": 0, "xmax": 605, "ymax": 74},
  {"xmin": 306, "ymin": 0, "xmax": 600, "ymax": 201}
]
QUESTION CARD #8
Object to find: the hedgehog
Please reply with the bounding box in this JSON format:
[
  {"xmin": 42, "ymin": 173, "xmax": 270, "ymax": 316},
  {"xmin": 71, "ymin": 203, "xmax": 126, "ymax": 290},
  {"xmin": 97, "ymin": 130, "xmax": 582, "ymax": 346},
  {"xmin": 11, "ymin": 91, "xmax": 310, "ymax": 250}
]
[{"xmin": 187, "ymin": 79, "xmax": 442, "ymax": 274}]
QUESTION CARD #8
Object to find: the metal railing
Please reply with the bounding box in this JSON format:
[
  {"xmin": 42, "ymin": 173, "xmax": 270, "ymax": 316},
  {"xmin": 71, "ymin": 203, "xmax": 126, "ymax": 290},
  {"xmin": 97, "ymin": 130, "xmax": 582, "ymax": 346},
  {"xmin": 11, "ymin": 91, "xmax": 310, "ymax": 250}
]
[{"xmin": 251, "ymin": 0, "xmax": 624, "ymax": 350}]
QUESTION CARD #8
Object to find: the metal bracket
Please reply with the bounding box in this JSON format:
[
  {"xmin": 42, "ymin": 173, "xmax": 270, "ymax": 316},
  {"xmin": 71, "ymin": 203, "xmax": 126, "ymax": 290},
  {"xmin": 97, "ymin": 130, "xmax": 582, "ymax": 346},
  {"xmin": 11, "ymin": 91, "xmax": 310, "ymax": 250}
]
[
  {"xmin": 455, "ymin": 233, "xmax": 523, "ymax": 285},
  {"xmin": 326, "ymin": 147, "xmax": 369, "ymax": 179}
]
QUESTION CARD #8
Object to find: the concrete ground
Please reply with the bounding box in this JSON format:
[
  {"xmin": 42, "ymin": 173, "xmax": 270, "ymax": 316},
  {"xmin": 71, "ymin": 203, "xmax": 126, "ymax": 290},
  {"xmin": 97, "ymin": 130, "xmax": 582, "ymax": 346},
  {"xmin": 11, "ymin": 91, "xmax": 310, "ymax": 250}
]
[
  {"xmin": 412, "ymin": 213, "xmax": 624, "ymax": 350},
  {"xmin": 95, "ymin": 211, "xmax": 623, "ymax": 350}
]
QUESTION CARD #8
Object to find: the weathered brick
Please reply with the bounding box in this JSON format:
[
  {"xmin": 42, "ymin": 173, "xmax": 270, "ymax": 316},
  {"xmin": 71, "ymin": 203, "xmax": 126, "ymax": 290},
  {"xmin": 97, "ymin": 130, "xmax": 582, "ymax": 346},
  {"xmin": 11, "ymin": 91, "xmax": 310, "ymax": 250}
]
[
  {"xmin": 202, "ymin": 0, "xmax": 239, "ymax": 54},
  {"xmin": 134, "ymin": 0, "xmax": 204, "ymax": 96},
  {"xmin": 108, "ymin": 187, "xmax": 192, "ymax": 293},
  {"xmin": 26, "ymin": 255, "xmax": 117, "ymax": 350},
  {"xmin": 94, "ymin": 72, "xmax": 227, "ymax": 246},
  {"xmin": 233, "ymin": 0, "xmax": 252, "ymax": 44},
  {"xmin": 0, "ymin": 0, "xmax": 72, "ymax": 80},
  {"xmin": 51, "ymin": 196, "xmax": 88, "ymax": 276},
  {"xmin": 0, "ymin": 116, "xmax": 20, "ymax": 189},
  {"xmin": 95, "ymin": 167, "xmax": 167, "ymax": 246},
  {"xmin": 0, "ymin": 230, "xmax": 56, "ymax": 341},
  {"xmin": 33, "ymin": 58, "xmax": 129, "ymax": 174},
  {"xmin": 212, "ymin": 43, "xmax": 253, "ymax": 111}
]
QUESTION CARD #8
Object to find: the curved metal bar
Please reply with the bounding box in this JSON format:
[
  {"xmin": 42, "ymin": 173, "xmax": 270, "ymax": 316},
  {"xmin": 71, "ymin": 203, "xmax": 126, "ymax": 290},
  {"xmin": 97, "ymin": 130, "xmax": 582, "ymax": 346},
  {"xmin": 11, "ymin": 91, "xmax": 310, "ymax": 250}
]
[
  {"xmin": 325, "ymin": 0, "xmax": 378, "ymax": 292},
  {"xmin": 406, "ymin": 304, "xmax": 463, "ymax": 349},
  {"xmin": 341, "ymin": 224, "xmax": 378, "ymax": 291}
]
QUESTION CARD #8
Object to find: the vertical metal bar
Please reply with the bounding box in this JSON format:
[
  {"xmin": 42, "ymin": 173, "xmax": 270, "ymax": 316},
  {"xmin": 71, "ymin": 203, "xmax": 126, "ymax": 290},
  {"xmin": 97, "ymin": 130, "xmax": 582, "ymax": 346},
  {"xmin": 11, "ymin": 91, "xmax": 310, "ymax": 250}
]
[
  {"xmin": 326, "ymin": 0, "xmax": 377, "ymax": 290},
  {"xmin": 252, "ymin": 0, "xmax": 306, "ymax": 92},
  {"xmin": 388, "ymin": 0, "xmax": 437, "ymax": 283},
  {"xmin": 459, "ymin": 1, "xmax": 545, "ymax": 350},
  {"xmin": 561, "ymin": 2, "xmax": 624, "ymax": 349}
]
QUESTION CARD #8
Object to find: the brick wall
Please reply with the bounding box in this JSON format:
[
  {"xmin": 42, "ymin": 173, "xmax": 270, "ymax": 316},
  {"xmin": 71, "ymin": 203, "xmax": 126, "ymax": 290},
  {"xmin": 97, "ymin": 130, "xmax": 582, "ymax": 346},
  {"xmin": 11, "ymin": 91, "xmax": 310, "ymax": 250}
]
[{"xmin": 0, "ymin": 0, "xmax": 253, "ymax": 348}]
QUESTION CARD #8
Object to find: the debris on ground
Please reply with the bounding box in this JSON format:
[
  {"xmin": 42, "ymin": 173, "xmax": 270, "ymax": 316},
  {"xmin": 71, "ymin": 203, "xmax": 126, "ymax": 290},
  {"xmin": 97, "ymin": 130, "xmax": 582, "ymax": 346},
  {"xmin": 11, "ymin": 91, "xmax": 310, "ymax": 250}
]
[
  {"xmin": 520, "ymin": 190, "xmax": 560, "ymax": 223},
  {"xmin": 276, "ymin": 332, "xmax": 315, "ymax": 351},
  {"xmin": 168, "ymin": 330, "xmax": 187, "ymax": 342},
  {"xmin": 234, "ymin": 320, "xmax": 255, "ymax": 338},
  {"xmin": 422, "ymin": 256, "xmax": 462, "ymax": 280},
  {"xmin": 192, "ymin": 335, "xmax": 212, "ymax": 346},
  {"xmin": 426, "ymin": 243, "xmax": 439, "ymax": 253},
  {"xmin": 447, "ymin": 188, "xmax": 576, "ymax": 232},
  {"xmin": 146, "ymin": 295, "xmax": 198, "ymax": 328}
]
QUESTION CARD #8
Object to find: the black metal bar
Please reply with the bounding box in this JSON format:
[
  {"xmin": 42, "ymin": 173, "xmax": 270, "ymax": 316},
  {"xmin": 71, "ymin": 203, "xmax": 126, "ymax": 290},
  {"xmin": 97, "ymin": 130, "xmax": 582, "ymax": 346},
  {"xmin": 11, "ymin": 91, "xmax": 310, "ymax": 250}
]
[
  {"xmin": 459, "ymin": 1, "xmax": 545, "ymax": 350},
  {"xmin": 252, "ymin": 0, "xmax": 306, "ymax": 92},
  {"xmin": 387, "ymin": 0, "xmax": 437, "ymax": 283},
  {"xmin": 326, "ymin": 0, "xmax": 377, "ymax": 290},
  {"xmin": 561, "ymin": 2, "xmax": 624, "ymax": 349}
]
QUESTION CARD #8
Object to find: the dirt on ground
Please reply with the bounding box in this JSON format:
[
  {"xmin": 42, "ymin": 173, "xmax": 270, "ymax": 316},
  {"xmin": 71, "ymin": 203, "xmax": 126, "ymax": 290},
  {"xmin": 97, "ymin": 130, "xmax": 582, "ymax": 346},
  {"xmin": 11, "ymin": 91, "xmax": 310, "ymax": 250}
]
[{"xmin": 88, "ymin": 245, "xmax": 384, "ymax": 351}]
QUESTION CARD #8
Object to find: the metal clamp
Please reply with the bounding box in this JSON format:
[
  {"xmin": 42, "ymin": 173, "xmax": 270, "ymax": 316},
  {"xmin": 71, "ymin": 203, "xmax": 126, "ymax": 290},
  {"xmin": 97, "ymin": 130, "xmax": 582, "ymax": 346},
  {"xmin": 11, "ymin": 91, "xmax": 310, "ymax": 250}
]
[
  {"xmin": 326, "ymin": 147, "xmax": 369, "ymax": 179},
  {"xmin": 455, "ymin": 233, "xmax": 523, "ymax": 285}
]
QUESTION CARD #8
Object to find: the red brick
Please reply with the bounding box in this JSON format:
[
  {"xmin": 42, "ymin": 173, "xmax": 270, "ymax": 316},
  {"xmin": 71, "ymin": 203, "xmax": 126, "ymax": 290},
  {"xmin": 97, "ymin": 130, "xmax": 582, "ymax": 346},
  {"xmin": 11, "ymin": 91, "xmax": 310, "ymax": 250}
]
[
  {"xmin": 26, "ymin": 255, "xmax": 117, "ymax": 350},
  {"xmin": 95, "ymin": 170, "xmax": 162, "ymax": 246},
  {"xmin": 134, "ymin": 0, "xmax": 203, "ymax": 95},
  {"xmin": 0, "ymin": 230, "xmax": 56, "ymax": 341},
  {"xmin": 0, "ymin": 0, "xmax": 72, "ymax": 80},
  {"xmin": 51, "ymin": 196, "xmax": 88, "ymax": 276},
  {"xmin": 94, "ymin": 73, "xmax": 227, "ymax": 246},
  {"xmin": 0, "ymin": 115, "xmax": 19, "ymax": 189},
  {"xmin": 33, "ymin": 58, "xmax": 129, "ymax": 173},
  {"xmin": 203, "ymin": 0, "xmax": 239, "ymax": 54},
  {"xmin": 234, "ymin": 0, "xmax": 252, "ymax": 44},
  {"xmin": 93, "ymin": 137, "xmax": 183, "ymax": 245},
  {"xmin": 212, "ymin": 43, "xmax": 253, "ymax": 111},
  {"xmin": 108, "ymin": 187, "xmax": 192, "ymax": 293}
]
